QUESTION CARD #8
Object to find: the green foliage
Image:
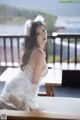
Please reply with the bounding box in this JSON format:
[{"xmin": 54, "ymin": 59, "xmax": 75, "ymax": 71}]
[
  {"xmin": 44, "ymin": 15, "xmax": 57, "ymax": 34},
  {"xmin": 47, "ymin": 39, "xmax": 54, "ymax": 55},
  {"xmin": 77, "ymin": 56, "xmax": 80, "ymax": 63},
  {"xmin": 0, "ymin": 4, "xmax": 57, "ymax": 34},
  {"xmin": 48, "ymin": 55, "xmax": 60, "ymax": 63}
]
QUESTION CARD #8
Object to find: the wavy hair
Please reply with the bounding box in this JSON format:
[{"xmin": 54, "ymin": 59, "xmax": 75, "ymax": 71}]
[{"xmin": 20, "ymin": 21, "xmax": 45, "ymax": 70}]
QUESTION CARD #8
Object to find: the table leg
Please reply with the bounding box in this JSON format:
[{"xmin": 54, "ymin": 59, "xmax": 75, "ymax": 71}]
[{"xmin": 45, "ymin": 84, "xmax": 53, "ymax": 96}]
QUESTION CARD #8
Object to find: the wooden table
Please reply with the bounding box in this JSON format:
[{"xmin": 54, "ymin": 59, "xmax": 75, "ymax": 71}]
[
  {"xmin": 0, "ymin": 96, "xmax": 80, "ymax": 120},
  {"xmin": 0, "ymin": 68, "xmax": 62, "ymax": 96},
  {"xmin": 41, "ymin": 68, "xmax": 62, "ymax": 96}
]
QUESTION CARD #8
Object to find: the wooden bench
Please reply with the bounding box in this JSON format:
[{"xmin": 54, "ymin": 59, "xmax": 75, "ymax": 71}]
[{"xmin": 0, "ymin": 96, "xmax": 80, "ymax": 120}]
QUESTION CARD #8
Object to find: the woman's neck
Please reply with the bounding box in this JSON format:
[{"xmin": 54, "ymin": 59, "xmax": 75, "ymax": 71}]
[
  {"xmin": 34, "ymin": 45, "xmax": 45, "ymax": 51},
  {"xmin": 39, "ymin": 44, "xmax": 45, "ymax": 50}
]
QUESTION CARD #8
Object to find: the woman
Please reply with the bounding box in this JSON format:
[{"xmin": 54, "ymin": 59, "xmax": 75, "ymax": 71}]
[{"xmin": 0, "ymin": 15, "xmax": 48, "ymax": 111}]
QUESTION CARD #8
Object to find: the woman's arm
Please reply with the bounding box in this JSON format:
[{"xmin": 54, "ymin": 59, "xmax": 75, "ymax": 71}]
[
  {"xmin": 28, "ymin": 52, "xmax": 45, "ymax": 111},
  {"xmin": 32, "ymin": 51, "xmax": 45, "ymax": 84}
]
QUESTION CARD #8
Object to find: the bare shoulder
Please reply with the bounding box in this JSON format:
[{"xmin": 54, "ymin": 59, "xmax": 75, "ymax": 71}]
[
  {"xmin": 30, "ymin": 48, "xmax": 46, "ymax": 64},
  {"xmin": 36, "ymin": 49, "xmax": 46, "ymax": 60}
]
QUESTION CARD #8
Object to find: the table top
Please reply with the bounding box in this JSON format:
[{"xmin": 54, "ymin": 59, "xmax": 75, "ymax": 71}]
[
  {"xmin": 42, "ymin": 68, "xmax": 62, "ymax": 86},
  {"xmin": 0, "ymin": 67, "xmax": 62, "ymax": 86},
  {"xmin": 0, "ymin": 96, "xmax": 80, "ymax": 120}
]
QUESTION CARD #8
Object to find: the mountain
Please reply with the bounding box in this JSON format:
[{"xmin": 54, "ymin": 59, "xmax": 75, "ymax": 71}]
[
  {"xmin": 0, "ymin": 4, "xmax": 57, "ymax": 34},
  {"xmin": 0, "ymin": 0, "xmax": 80, "ymax": 16}
]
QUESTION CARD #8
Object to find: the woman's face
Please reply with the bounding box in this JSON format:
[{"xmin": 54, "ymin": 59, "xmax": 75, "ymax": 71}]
[{"xmin": 36, "ymin": 25, "xmax": 47, "ymax": 46}]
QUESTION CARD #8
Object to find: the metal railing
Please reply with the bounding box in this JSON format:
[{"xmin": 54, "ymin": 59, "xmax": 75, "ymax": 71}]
[
  {"xmin": 0, "ymin": 33, "xmax": 80, "ymax": 67},
  {"xmin": 0, "ymin": 35, "xmax": 25, "ymax": 66},
  {"xmin": 47, "ymin": 33, "xmax": 80, "ymax": 66}
]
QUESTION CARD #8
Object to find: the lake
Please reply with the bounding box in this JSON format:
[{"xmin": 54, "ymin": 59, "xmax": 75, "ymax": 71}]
[
  {"xmin": 0, "ymin": 25, "xmax": 25, "ymax": 47},
  {"xmin": 0, "ymin": 25, "xmax": 24, "ymax": 35}
]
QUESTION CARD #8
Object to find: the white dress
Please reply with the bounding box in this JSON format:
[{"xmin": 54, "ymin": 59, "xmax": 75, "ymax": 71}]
[{"xmin": 0, "ymin": 49, "xmax": 48, "ymax": 111}]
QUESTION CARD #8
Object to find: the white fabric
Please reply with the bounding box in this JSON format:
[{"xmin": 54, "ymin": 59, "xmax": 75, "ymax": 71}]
[
  {"xmin": 24, "ymin": 15, "xmax": 45, "ymax": 37},
  {"xmin": 0, "ymin": 63, "xmax": 48, "ymax": 111},
  {"xmin": 34, "ymin": 15, "xmax": 45, "ymax": 25},
  {"xmin": 24, "ymin": 19, "xmax": 32, "ymax": 36}
]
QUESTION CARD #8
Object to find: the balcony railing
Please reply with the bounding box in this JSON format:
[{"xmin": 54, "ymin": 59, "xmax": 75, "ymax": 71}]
[{"xmin": 0, "ymin": 33, "xmax": 80, "ymax": 68}]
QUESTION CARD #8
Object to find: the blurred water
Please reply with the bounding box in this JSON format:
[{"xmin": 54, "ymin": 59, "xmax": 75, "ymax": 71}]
[
  {"xmin": 0, "ymin": 25, "xmax": 24, "ymax": 35},
  {"xmin": 0, "ymin": 25, "xmax": 24, "ymax": 63},
  {"xmin": 0, "ymin": 25, "xmax": 24, "ymax": 47}
]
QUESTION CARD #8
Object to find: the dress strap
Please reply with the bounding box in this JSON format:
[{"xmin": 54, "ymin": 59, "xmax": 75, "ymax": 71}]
[
  {"xmin": 38, "ymin": 48, "xmax": 45, "ymax": 55},
  {"xmin": 30, "ymin": 48, "xmax": 45, "ymax": 58},
  {"xmin": 30, "ymin": 49, "xmax": 39, "ymax": 58}
]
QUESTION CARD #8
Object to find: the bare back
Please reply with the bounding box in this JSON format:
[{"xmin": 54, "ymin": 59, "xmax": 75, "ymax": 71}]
[{"xmin": 28, "ymin": 48, "xmax": 46, "ymax": 72}]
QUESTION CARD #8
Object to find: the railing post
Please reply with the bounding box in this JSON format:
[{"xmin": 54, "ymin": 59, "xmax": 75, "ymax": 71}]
[
  {"xmin": 75, "ymin": 38, "xmax": 77, "ymax": 65},
  {"xmin": 0, "ymin": 34, "xmax": 80, "ymax": 67},
  {"xmin": 67, "ymin": 38, "xmax": 70, "ymax": 65},
  {"xmin": 17, "ymin": 37, "xmax": 20, "ymax": 62},
  {"xmin": 10, "ymin": 37, "xmax": 14, "ymax": 65},
  {"xmin": 53, "ymin": 38, "xmax": 55, "ymax": 64},
  {"xmin": 60, "ymin": 38, "xmax": 63, "ymax": 65},
  {"xmin": 3, "ymin": 37, "xmax": 7, "ymax": 65}
]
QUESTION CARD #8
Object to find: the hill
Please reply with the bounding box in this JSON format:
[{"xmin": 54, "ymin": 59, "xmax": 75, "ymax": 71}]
[
  {"xmin": 0, "ymin": 4, "xmax": 56, "ymax": 34},
  {"xmin": 0, "ymin": 0, "xmax": 80, "ymax": 16}
]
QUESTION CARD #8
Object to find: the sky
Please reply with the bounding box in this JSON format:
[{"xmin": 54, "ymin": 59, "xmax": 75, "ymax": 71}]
[{"xmin": 0, "ymin": 0, "xmax": 80, "ymax": 16}]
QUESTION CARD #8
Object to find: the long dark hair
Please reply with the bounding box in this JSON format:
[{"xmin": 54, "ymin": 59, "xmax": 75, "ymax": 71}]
[{"xmin": 20, "ymin": 21, "xmax": 45, "ymax": 70}]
